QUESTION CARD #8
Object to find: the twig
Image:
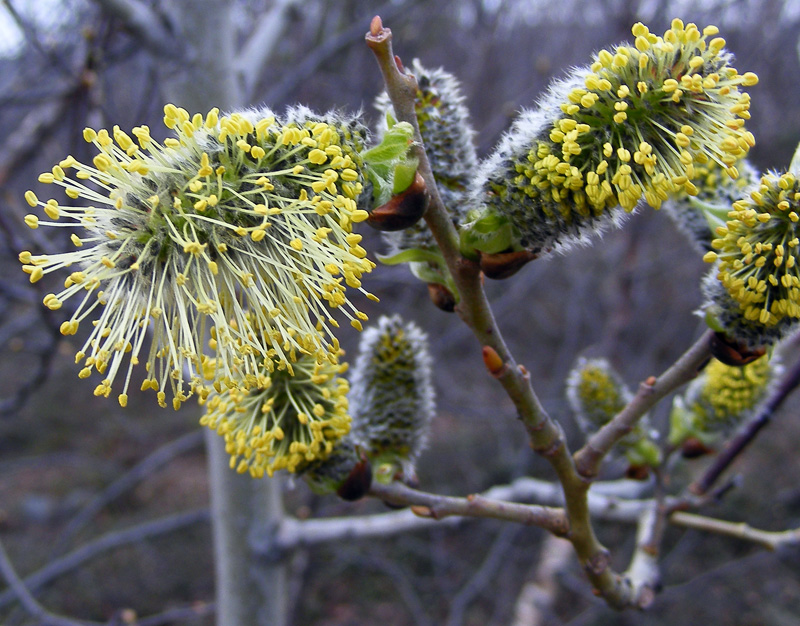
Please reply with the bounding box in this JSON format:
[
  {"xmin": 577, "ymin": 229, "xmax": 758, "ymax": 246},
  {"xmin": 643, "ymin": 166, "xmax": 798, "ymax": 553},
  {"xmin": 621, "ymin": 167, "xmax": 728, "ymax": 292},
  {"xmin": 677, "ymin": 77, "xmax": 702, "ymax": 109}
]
[
  {"xmin": 1, "ymin": 0, "xmax": 77, "ymax": 77},
  {"xmin": 689, "ymin": 352, "xmax": 800, "ymax": 495},
  {"xmin": 264, "ymin": 0, "xmax": 421, "ymax": 105},
  {"xmin": 131, "ymin": 601, "xmax": 215, "ymax": 626},
  {"xmin": 275, "ymin": 478, "xmax": 653, "ymax": 552},
  {"xmin": 369, "ymin": 481, "xmax": 569, "ymax": 534},
  {"xmin": 361, "ymin": 554, "xmax": 433, "ymax": 626},
  {"xmin": 0, "ymin": 509, "xmax": 209, "ymax": 611},
  {"xmin": 574, "ymin": 330, "xmax": 714, "ymax": 479},
  {"xmin": 91, "ymin": 0, "xmax": 182, "ymax": 58},
  {"xmin": 53, "ymin": 430, "xmax": 204, "ymax": 555},
  {"xmin": 0, "ymin": 98, "xmax": 70, "ymax": 187},
  {"xmin": 0, "ymin": 535, "xmax": 102, "ymax": 625},
  {"xmin": 670, "ymin": 511, "xmax": 800, "ymax": 551},
  {"xmin": 365, "ymin": 16, "xmax": 642, "ymax": 609}
]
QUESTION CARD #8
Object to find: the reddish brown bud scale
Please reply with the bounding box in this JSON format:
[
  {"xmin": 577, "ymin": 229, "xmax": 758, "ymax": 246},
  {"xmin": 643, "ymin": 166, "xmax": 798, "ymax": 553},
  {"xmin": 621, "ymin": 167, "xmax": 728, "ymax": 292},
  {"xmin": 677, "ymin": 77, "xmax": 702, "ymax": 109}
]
[
  {"xmin": 482, "ymin": 345, "xmax": 507, "ymax": 377},
  {"xmin": 366, "ymin": 172, "xmax": 428, "ymax": 231},
  {"xmin": 370, "ymin": 15, "xmax": 383, "ymax": 36},
  {"xmin": 336, "ymin": 454, "xmax": 373, "ymax": 501},
  {"xmin": 681, "ymin": 436, "xmax": 716, "ymax": 459},
  {"xmin": 479, "ymin": 250, "xmax": 538, "ymax": 280},
  {"xmin": 710, "ymin": 331, "xmax": 766, "ymax": 366},
  {"xmin": 625, "ymin": 464, "xmax": 651, "ymax": 480},
  {"xmin": 427, "ymin": 283, "xmax": 456, "ymax": 312},
  {"xmin": 411, "ymin": 505, "xmax": 433, "ymax": 518}
]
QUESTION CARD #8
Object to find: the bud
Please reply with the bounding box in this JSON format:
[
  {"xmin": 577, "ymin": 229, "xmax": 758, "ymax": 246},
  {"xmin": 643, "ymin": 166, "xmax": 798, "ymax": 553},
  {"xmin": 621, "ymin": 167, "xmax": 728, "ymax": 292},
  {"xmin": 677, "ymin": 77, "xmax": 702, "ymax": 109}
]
[
  {"xmin": 303, "ymin": 438, "xmax": 373, "ymax": 501},
  {"xmin": 349, "ymin": 315, "xmax": 436, "ymax": 481},
  {"xmin": 701, "ymin": 270, "xmax": 798, "ymax": 350},
  {"xmin": 466, "ymin": 21, "xmax": 758, "ymax": 256},
  {"xmin": 669, "ymin": 355, "xmax": 779, "ymax": 447},
  {"xmin": 200, "ymin": 356, "xmax": 351, "ymax": 478},
  {"xmin": 367, "ymin": 172, "xmax": 428, "ymax": 231},
  {"xmin": 704, "ymin": 170, "xmax": 800, "ymax": 330},
  {"xmin": 376, "ymin": 60, "xmax": 478, "ymax": 288},
  {"xmin": 567, "ymin": 357, "xmax": 661, "ymax": 470},
  {"xmin": 662, "ymin": 158, "xmax": 758, "ymax": 252}
]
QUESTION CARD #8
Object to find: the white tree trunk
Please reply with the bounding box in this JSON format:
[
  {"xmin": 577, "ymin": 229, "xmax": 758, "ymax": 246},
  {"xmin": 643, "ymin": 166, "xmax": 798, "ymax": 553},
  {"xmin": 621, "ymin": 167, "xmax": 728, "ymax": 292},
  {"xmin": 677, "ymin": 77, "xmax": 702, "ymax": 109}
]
[{"xmin": 160, "ymin": 1, "xmax": 289, "ymax": 623}]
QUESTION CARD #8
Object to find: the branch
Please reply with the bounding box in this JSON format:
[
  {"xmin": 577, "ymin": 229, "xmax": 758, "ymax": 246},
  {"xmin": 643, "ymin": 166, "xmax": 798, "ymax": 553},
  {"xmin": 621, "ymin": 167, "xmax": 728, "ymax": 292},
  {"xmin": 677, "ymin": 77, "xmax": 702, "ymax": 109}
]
[
  {"xmin": 670, "ymin": 512, "xmax": 800, "ymax": 551},
  {"xmin": 91, "ymin": 0, "xmax": 182, "ymax": 58},
  {"xmin": 446, "ymin": 525, "xmax": 521, "ymax": 626},
  {"xmin": 689, "ymin": 348, "xmax": 800, "ymax": 496},
  {"xmin": 0, "ymin": 509, "xmax": 209, "ymax": 611},
  {"xmin": 369, "ymin": 481, "xmax": 569, "ymax": 534},
  {"xmin": 365, "ymin": 16, "xmax": 640, "ymax": 609},
  {"xmin": 0, "ymin": 536, "xmax": 102, "ymax": 625},
  {"xmin": 53, "ymin": 430, "xmax": 204, "ymax": 555},
  {"xmin": 264, "ymin": 0, "xmax": 421, "ymax": 105},
  {"xmin": 620, "ymin": 502, "xmax": 664, "ymax": 610},
  {"xmin": 574, "ymin": 330, "xmax": 714, "ymax": 478},
  {"xmin": 234, "ymin": 0, "xmax": 300, "ymax": 98},
  {"xmin": 274, "ymin": 478, "xmax": 653, "ymax": 552},
  {"xmin": 131, "ymin": 601, "xmax": 215, "ymax": 626},
  {"xmin": 511, "ymin": 534, "xmax": 573, "ymax": 626}
]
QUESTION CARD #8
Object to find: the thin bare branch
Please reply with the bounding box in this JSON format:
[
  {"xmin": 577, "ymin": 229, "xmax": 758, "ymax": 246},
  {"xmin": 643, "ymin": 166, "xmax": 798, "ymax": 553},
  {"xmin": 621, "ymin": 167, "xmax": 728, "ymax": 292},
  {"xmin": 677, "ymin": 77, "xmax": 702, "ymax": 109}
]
[
  {"xmin": 446, "ymin": 525, "xmax": 522, "ymax": 626},
  {"xmin": 0, "ymin": 99, "xmax": 70, "ymax": 187},
  {"xmin": 132, "ymin": 601, "xmax": 215, "ymax": 626},
  {"xmin": 670, "ymin": 511, "xmax": 800, "ymax": 551},
  {"xmin": 235, "ymin": 0, "xmax": 300, "ymax": 98},
  {"xmin": 0, "ymin": 535, "xmax": 102, "ymax": 625},
  {"xmin": 53, "ymin": 430, "xmax": 204, "ymax": 555},
  {"xmin": 274, "ymin": 478, "xmax": 653, "ymax": 553},
  {"xmin": 0, "ymin": 509, "xmax": 209, "ymax": 611},
  {"xmin": 370, "ymin": 481, "xmax": 569, "ymax": 534},
  {"xmin": 91, "ymin": 0, "xmax": 182, "ymax": 58}
]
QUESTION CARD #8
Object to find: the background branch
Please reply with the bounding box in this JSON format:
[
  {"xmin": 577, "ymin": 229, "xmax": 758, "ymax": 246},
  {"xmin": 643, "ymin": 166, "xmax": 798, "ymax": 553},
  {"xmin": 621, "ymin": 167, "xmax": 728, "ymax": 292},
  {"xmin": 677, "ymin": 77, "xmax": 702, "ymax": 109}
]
[
  {"xmin": 234, "ymin": 0, "xmax": 299, "ymax": 99},
  {"xmin": 53, "ymin": 430, "xmax": 204, "ymax": 555},
  {"xmin": 0, "ymin": 535, "xmax": 102, "ymax": 625},
  {"xmin": 670, "ymin": 511, "xmax": 800, "ymax": 551},
  {"xmin": 91, "ymin": 0, "xmax": 182, "ymax": 57},
  {"xmin": 0, "ymin": 510, "xmax": 209, "ymax": 611}
]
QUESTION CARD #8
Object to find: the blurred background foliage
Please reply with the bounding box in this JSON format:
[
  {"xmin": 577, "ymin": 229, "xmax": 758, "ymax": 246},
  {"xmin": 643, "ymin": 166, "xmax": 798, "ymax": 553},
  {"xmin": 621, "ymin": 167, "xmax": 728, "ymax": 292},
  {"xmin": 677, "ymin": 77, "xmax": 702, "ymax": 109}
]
[{"xmin": 0, "ymin": 0, "xmax": 799, "ymax": 624}]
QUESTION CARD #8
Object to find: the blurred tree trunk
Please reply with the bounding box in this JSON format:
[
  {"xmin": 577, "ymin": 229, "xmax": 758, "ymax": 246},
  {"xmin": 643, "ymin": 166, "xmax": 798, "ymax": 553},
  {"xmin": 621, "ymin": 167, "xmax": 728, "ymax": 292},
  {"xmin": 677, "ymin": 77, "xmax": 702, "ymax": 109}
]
[{"xmin": 159, "ymin": 2, "xmax": 289, "ymax": 624}]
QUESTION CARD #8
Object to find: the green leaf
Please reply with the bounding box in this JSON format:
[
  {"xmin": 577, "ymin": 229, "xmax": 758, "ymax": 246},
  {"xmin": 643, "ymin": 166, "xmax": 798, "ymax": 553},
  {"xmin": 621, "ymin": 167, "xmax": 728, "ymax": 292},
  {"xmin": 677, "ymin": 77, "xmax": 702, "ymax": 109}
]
[
  {"xmin": 361, "ymin": 122, "xmax": 414, "ymax": 165},
  {"xmin": 704, "ymin": 308, "xmax": 725, "ymax": 333},
  {"xmin": 377, "ymin": 248, "xmax": 445, "ymax": 266},
  {"xmin": 392, "ymin": 158, "xmax": 419, "ymax": 194},
  {"xmin": 459, "ymin": 212, "xmax": 517, "ymax": 256},
  {"xmin": 689, "ymin": 196, "xmax": 732, "ymax": 234}
]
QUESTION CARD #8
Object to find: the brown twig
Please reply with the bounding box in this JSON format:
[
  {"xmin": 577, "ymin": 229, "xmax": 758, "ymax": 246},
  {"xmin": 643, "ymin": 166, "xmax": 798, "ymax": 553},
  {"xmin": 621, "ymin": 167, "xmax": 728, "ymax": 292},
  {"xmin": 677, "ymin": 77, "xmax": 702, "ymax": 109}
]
[
  {"xmin": 689, "ymin": 350, "xmax": 800, "ymax": 496},
  {"xmin": 369, "ymin": 481, "xmax": 569, "ymax": 534},
  {"xmin": 365, "ymin": 16, "xmax": 654, "ymax": 609}
]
